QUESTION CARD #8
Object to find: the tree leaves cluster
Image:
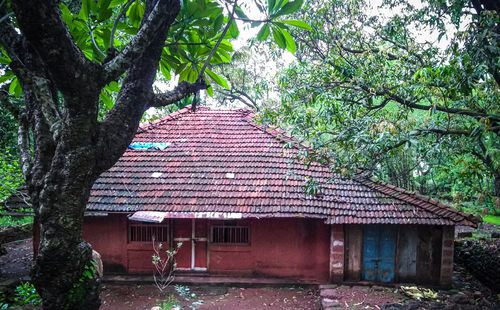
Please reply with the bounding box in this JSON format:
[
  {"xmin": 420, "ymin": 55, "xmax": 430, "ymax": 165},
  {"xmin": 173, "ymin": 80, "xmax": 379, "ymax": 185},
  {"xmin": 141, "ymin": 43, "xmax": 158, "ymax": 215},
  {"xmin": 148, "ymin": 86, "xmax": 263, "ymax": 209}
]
[{"xmin": 262, "ymin": 0, "xmax": 500, "ymax": 214}]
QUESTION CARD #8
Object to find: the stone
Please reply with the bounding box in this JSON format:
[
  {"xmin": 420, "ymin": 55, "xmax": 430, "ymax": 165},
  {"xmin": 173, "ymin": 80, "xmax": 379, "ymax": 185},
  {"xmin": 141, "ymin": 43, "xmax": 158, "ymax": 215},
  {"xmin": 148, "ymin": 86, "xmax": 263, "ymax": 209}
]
[
  {"xmin": 449, "ymin": 293, "xmax": 470, "ymax": 305},
  {"xmin": 319, "ymin": 284, "xmax": 337, "ymax": 289},
  {"xmin": 320, "ymin": 288, "xmax": 341, "ymax": 299},
  {"xmin": 151, "ymin": 307, "xmax": 162, "ymax": 310},
  {"xmin": 491, "ymin": 231, "xmax": 500, "ymax": 238},
  {"xmin": 322, "ymin": 298, "xmax": 340, "ymax": 308},
  {"xmin": 92, "ymin": 249, "xmax": 104, "ymax": 277},
  {"xmin": 371, "ymin": 285, "xmax": 387, "ymax": 291}
]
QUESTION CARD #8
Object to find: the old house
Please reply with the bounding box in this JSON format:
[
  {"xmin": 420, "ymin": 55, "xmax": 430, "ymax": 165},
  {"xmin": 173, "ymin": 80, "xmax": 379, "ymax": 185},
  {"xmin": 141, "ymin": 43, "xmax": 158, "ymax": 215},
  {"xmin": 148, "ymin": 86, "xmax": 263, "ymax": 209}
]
[{"xmin": 5, "ymin": 106, "xmax": 477, "ymax": 286}]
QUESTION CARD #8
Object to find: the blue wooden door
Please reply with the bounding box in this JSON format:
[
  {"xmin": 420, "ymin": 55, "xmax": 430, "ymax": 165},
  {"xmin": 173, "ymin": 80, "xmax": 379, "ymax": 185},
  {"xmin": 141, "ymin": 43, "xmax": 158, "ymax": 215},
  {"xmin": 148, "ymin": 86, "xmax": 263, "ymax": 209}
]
[{"xmin": 362, "ymin": 225, "xmax": 396, "ymax": 282}]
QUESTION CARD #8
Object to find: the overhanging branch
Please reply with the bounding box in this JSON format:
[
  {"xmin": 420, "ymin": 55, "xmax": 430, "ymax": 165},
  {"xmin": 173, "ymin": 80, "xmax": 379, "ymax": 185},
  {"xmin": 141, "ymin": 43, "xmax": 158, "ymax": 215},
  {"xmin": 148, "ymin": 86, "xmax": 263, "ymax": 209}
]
[{"xmin": 150, "ymin": 80, "xmax": 207, "ymax": 108}]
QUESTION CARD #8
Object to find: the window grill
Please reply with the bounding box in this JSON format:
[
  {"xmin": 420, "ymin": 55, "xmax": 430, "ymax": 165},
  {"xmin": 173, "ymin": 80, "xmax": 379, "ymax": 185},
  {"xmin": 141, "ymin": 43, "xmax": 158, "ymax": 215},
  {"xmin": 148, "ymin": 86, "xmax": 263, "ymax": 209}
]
[
  {"xmin": 211, "ymin": 225, "xmax": 249, "ymax": 244},
  {"xmin": 128, "ymin": 222, "xmax": 169, "ymax": 243}
]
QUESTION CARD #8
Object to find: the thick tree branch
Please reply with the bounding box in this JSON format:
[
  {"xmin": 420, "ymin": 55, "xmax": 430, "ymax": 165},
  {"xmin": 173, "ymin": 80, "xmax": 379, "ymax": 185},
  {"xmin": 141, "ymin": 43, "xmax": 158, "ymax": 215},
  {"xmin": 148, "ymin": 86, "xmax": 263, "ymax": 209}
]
[
  {"xmin": 96, "ymin": 0, "xmax": 181, "ymax": 173},
  {"xmin": 17, "ymin": 109, "xmax": 33, "ymax": 180},
  {"xmin": 103, "ymin": 0, "xmax": 178, "ymax": 84},
  {"xmin": 365, "ymin": 86, "xmax": 500, "ymax": 122},
  {"xmin": 150, "ymin": 80, "xmax": 207, "ymax": 107},
  {"xmin": 220, "ymin": 88, "xmax": 259, "ymax": 110},
  {"xmin": 0, "ymin": 16, "xmax": 61, "ymax": 138},
  {"xmin": 11, "ymin": 0, "xmax": 99, "ymax": 93}
]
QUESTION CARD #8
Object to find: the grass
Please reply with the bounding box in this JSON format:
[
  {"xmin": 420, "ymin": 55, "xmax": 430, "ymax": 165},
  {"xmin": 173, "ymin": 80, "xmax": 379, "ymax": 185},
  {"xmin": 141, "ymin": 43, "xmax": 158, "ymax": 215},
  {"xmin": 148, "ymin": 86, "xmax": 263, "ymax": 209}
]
[
  {"xmin": 482, "ymin": 215, "xmax": 500, "ymax": 226},
  {"xmin": 0, "ymin": 216, "xmax": 33, "ymax": 227}
]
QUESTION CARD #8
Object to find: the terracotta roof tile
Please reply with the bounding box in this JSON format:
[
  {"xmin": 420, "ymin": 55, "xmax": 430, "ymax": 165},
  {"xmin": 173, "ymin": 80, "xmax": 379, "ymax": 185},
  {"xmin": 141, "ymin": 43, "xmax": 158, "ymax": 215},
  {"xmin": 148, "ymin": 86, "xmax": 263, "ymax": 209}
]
[{"xmin": 3, "ymin": 106, "xmax": 475, "ymax": 226}]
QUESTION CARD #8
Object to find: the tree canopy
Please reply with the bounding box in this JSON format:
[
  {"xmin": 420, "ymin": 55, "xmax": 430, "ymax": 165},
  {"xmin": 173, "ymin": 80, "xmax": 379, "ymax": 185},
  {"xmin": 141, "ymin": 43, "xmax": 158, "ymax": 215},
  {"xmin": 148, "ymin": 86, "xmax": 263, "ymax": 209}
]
[{"xmin": 261, "ymin": 0, "xmax": 500, "ymax": 214}]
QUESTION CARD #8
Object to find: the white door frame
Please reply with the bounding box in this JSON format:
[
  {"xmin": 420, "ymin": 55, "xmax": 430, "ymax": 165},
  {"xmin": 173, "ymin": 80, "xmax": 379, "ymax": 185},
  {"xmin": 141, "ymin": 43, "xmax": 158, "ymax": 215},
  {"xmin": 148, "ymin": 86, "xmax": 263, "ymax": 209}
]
[{"xmin": 174, "ymin": 218, "xmax": 207, "ymax": 271}]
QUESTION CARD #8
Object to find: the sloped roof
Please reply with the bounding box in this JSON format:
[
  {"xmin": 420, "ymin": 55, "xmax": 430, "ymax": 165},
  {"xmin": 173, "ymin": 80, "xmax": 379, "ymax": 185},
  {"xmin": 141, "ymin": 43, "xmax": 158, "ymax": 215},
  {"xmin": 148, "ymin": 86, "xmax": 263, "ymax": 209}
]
[{"xmin": 87, "ymin": 106, "xmax": 476, "ymax": 227}]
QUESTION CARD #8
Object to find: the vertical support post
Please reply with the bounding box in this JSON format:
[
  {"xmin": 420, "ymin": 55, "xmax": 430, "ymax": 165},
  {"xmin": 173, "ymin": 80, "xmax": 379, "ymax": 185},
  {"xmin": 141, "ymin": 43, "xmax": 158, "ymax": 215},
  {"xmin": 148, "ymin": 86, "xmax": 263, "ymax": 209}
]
[
  {"xmin": 329, "ymin": 224, "xmax": 345, "ymax": 283},
  {"xmin": 191, "ymin": 218, "xmax": 195, "ymax": 270},
  {"xmin": 440, "ymin": 226, "xmax": 454, "ymax": 288}
]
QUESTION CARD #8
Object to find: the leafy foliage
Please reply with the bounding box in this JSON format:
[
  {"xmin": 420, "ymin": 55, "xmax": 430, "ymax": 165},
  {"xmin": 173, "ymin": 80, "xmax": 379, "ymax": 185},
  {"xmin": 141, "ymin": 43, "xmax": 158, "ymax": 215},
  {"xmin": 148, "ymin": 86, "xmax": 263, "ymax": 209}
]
[
  {"xmin": 262, "ymin": 0, "xmax": 500, "ymax": 214},
  {"xmin": 13, "ymin": 282, "xmax": 42, "ymax": 307},
  {"xmin": 0, "ymin": 149, "xmax": 23, "ymax": 203}
]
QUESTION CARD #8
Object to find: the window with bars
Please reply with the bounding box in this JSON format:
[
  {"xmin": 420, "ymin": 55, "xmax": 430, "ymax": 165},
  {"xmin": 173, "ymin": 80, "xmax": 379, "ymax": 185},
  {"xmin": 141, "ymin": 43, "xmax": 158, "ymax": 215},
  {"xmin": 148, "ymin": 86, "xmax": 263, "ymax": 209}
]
[
  {"xmin": 128, "ymin": 222, "xmax": 169, "ymax": 243},
  {"xmin": 211, "ymin": 223, "xmax": 249, "ymax": 245}
]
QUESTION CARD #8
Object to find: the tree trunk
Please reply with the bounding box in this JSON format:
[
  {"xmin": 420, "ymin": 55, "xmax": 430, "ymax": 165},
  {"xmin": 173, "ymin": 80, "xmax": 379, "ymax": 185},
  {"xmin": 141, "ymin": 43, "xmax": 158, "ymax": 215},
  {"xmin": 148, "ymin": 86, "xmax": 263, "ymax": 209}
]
[{"xmin": 31, "ymin": 149, "xmax": 101, "ymax": 310}]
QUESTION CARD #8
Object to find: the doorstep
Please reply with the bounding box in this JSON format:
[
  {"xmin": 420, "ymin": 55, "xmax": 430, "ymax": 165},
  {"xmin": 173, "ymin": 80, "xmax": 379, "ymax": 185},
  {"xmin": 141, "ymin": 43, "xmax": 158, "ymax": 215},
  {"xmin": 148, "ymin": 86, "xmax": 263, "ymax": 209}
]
[{"xmin": 103, "ymin": 274, "xmax": 320, "ymax": 286}]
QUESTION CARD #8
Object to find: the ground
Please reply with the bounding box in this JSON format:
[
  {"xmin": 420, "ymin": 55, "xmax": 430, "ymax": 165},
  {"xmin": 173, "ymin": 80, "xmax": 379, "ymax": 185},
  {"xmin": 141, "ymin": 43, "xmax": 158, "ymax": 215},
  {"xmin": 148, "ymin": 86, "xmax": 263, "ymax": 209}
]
[{"xmin": 1, "ymin": 234, "xmax": 499, "ymax": 309}]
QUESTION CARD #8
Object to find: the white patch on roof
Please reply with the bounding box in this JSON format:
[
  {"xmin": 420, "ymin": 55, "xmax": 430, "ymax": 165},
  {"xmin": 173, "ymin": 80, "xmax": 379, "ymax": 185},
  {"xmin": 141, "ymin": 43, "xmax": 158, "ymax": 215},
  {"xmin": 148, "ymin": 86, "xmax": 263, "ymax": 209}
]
[
  {"xmin": 151, "ymin": 172, "xmax": 163, "ymax": 178},
  {"xmin": 225, "ymin": 172, "xmax": 235, "ymax": 179}
]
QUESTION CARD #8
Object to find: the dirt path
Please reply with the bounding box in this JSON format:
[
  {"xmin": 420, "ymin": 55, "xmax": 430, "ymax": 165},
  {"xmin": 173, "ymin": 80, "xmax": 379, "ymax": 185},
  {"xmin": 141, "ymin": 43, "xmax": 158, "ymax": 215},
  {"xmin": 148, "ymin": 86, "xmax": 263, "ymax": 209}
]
[
  {"xmin": 101, "ymin": 284, "xmax": 319, "ymax": 310},
  {"xmin": 0, "ymin": 239, "xmax": 32, "ymax": 279}
]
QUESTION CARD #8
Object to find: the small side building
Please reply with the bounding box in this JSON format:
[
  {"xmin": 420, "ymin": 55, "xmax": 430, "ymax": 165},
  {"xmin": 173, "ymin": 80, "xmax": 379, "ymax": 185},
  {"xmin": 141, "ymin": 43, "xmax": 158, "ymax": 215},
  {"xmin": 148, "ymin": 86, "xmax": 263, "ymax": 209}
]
[{"xmin": 4, "ymin": 106, "xmax": 477, "ymax": 286}]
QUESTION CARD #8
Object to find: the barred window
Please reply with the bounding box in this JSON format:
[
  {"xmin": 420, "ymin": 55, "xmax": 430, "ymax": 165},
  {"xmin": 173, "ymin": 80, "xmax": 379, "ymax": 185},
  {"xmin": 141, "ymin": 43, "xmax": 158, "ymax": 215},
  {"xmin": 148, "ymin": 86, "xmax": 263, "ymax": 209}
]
[
  {"xmin": 211, "ymin": 222, "xmax": 249, "ymax": 245},
  {"xmin": 128, "ymin": 222, "xmax": 169, "ymax": 243}
]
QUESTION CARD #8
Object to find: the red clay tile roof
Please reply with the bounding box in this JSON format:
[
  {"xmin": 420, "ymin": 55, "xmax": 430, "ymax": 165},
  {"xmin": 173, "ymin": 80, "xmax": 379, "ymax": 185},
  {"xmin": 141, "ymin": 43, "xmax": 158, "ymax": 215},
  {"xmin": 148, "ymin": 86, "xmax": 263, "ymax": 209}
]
[{"xmin": 87, "ymin": 106, "xmax": 477, "ymax": 227}]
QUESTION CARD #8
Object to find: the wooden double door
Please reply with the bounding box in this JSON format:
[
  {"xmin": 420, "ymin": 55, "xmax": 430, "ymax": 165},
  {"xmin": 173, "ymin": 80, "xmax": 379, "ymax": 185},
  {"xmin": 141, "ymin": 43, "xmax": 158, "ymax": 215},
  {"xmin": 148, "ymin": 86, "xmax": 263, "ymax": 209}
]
[
  {"xmin": 173, "ymin": 219, "xmax": 208, "ymax": 271},
  {"xmin": 362, "ymin": 225, "xmax": 397, "ymax": 282}
]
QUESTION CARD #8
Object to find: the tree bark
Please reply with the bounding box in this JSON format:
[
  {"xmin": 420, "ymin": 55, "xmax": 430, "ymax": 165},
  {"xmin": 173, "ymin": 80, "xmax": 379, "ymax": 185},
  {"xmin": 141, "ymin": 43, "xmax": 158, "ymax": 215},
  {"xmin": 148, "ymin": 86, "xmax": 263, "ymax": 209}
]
[{"xmin": 0, "ymin": 0, "xmax": 201, "ymax": 308}]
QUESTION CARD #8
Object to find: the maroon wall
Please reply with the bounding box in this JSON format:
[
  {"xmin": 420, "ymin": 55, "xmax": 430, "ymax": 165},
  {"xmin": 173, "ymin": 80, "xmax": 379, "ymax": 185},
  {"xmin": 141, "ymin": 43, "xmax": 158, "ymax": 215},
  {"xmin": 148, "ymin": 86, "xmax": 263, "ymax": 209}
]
[
  {"xmin": 209, "ymin": 218, "xmax": 330, "ymax": 282},
  {"xmin": 82, "ymin": 215, "xmax": 330, "ymax": 282}
]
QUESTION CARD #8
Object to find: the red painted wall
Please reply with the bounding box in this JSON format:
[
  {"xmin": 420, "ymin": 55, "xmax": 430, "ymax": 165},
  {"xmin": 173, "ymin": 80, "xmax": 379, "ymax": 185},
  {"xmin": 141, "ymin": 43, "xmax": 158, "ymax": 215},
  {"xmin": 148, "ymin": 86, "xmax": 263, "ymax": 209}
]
[
  {"xmin": 82, "ymin": 214, "xmax": 128, "ymax": 272},
  {"xmin": 82, "ymin": 215, "xmax": 330, "ymax": 282},
  {"xmin": 209, "ymin": 218, "xmax": 330, "ymax": 282}
]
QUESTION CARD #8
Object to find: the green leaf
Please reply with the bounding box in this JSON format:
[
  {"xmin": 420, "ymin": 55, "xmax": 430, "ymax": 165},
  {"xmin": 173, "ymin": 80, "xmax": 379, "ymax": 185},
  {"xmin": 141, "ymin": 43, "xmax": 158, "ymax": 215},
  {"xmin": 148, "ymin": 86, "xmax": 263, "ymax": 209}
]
[
  {"xmin": 127, "ymin": 1, "xmax": 145, "ymax": 28},
  {"xmin": 278, "ymin": 19, "xmax": 312, "ymax": 30},
  {"xmin": 100, "ymin": 89, "xmax": 114, "ymax": 109},
  {"xmin": 0, "ymin": 55, "xmax": 11, "ymax": 65},
  {"xmin": 228, "ymin": 19, "xmax": 239, "ymax": 38},
  {"xmin": 272, "ymin": 27, "xmax": 286, "ymax": 49},
  {"xmin": 106, "ymin": 81, "xmax": 120, "ymax": 92},
  {"xmin": 79, "ymin": 0, "xmax": 91, "ymax": 20},
  {"xmin": 279, "ymin": 28, "xmax": 296, "ymax": 53},
  {"xmin": 59, "ymin": 3, "xmax": 74, "ymax": 27},
  {"xmin": 9, "ymin": 77, "xmax": 23, "ymax": 98},
  {"xmin": 235, "ymin": 6, "xmax": 248, "ymax": 19},
  {"xmin": 205, "ymin": 79, "xmax": 214, "ymax": 97},
  {"xmin": 257, "ymin": 24, "xmax": 270, "ymax": 41},
  {"xmin": 206, "ymin": 68, "xmax": 229, "ymax": 89},
  {"xmin": 159, "ymin": 60, "xmax": 171, "ymax": 80},
  {"xmin": 268, "ymin": 0, "xmax": 277, "ymax": 13},
  {"xmin": 274, "ymin": 0, "xmax": 303, "ymax": 16},
  {"xmin": 0, "ymin": 71, "xmax": 14, "ymax": 84},
  {"xmin": 213, "ymin": 14, "xmax": 224, "ymax": 32}
]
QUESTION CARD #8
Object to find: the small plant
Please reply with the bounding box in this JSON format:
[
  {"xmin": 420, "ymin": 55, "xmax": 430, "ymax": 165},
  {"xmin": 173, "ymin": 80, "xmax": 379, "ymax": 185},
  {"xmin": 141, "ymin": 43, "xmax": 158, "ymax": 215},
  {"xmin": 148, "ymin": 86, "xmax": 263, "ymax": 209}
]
[
  {"xmin": 65, "ymin": 259, "xmax": 98, "ymax": 309},
  {"xmin": 174, "ymin": 285, "xmax": 204, "ymax": 310},
  {"xmin": 152, "ymin": 236, "xmax": 182, "ymax": 292},
  {"xmin": 156, "ymin": 294, "xmax": 180, "ymax": 310},
  {"xmin": 13, "ymin": 282, "xmax": 42, "ymax": 307}
]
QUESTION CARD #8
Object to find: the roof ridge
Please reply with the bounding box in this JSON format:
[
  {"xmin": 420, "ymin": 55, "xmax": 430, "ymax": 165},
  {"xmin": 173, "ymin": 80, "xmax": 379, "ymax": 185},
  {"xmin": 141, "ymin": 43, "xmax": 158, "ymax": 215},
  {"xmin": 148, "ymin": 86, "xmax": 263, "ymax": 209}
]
[
  {"xmin": 358, "ymin": 177, "xmax": 478, "ymax": 227},
  {"xmin": 137, "ymin": 105, "xmax": 194, "ymax": 132},
  {"xmin": 241, "ymin": 112, "xmax": 314, "ymax": 153}
]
